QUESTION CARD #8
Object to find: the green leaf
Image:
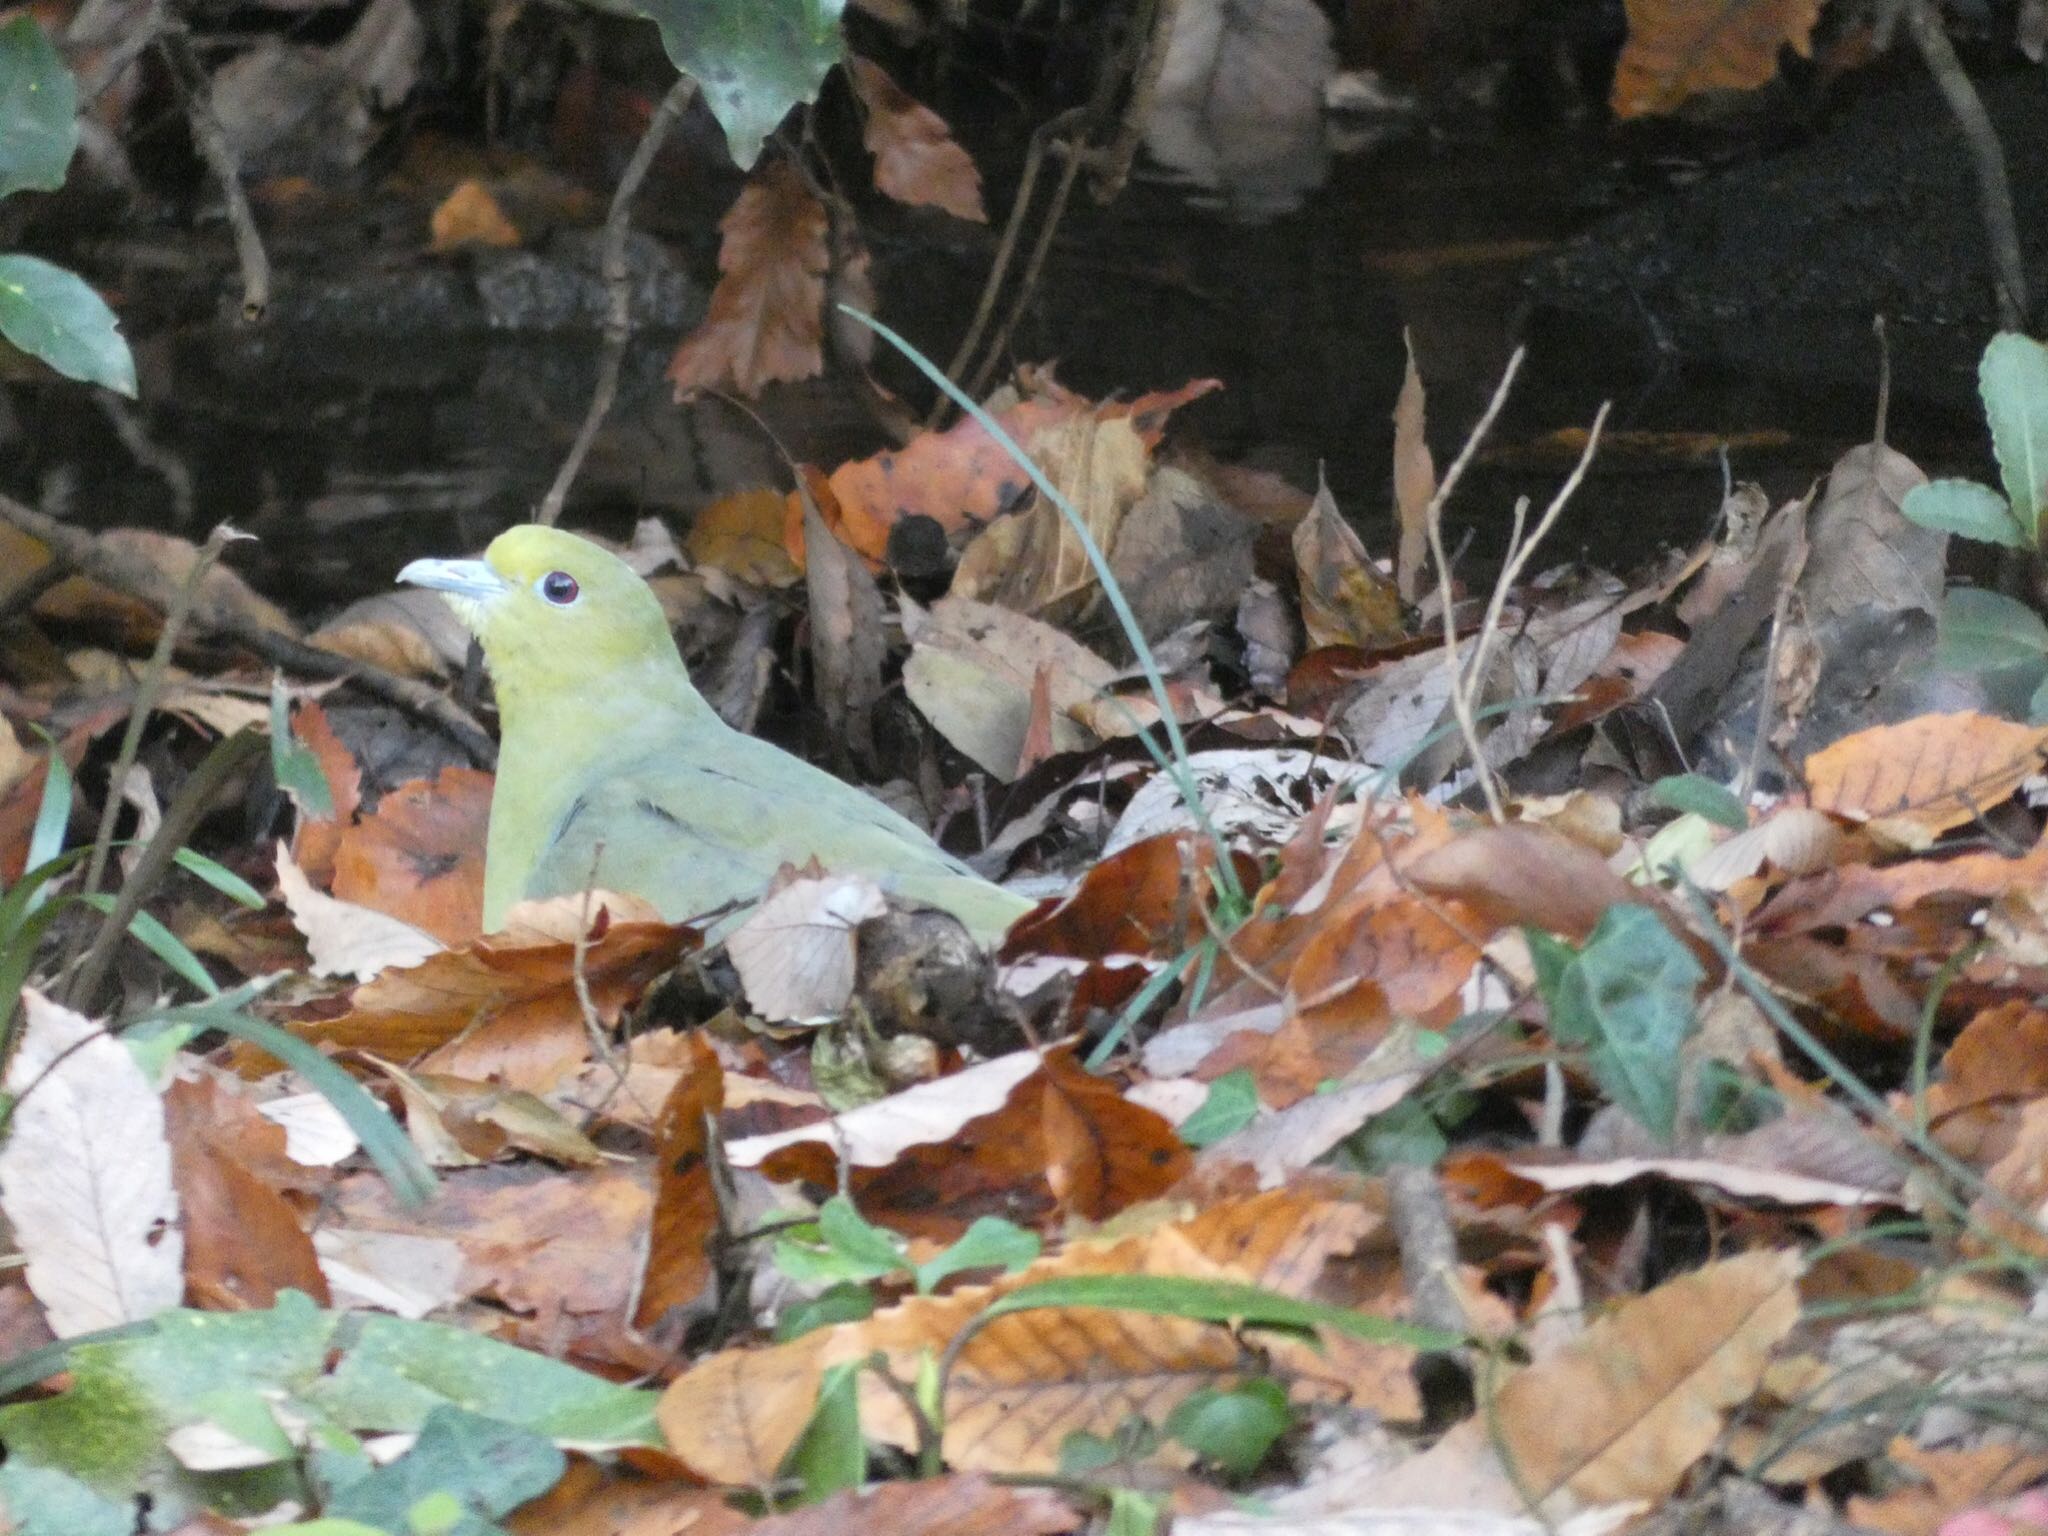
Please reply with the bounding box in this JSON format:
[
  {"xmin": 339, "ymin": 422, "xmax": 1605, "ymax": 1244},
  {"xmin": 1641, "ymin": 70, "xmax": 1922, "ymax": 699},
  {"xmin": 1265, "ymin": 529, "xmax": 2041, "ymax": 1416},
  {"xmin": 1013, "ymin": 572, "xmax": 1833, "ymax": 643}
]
[
  {"xmin": 76, "ymin": 894, "xmax": 219, "ymax": 996},
  {"xmin": 173, "ymin": 847, "xmax": 266, "ymax": 910},
  {"xmin": 1939, "ymin": 586, "xmax": 2048, "ymax": 672},
  {"xmin": 781, "ymin": 1360, "xmax": 864, "ymax": 1504},
  {"xmin": 1528, "ymin": 904, "xmax": 1703, "ymax": 1141},
  {"xmin": 0, "ymin": 255, "xmax": 134, "ymax": 395},
  {"xmin": 1164, "ymin": 1380, "xmax": 1291, "ymax": 1477},
  {"xmin": 1648, "ymin": 774, "xmax": 1748, "ymax": 830},
  {"xmin": 0, "ymin": 16, "xmax": 77, "ymax": 198},
  {"xmin": 775, "ymin": 1281, "xmax": 875, "ymax": 1341},
  {"xmin": 914, "ymin": 1216, "xmax": 1040, "ymax": 1294},
  {"xmin": 305, "ymin": 1314, "xmax": 662, "ymax": 1448},
  {"xmin": 2029, "ymin": 668, "xmax": 2048, "ymax": 725},
  {"xmin": 775, "ymin": 1195, "xmax": 906, "ymax": 1286},
  {"xmin": 1347, "ymin": 1097, "xmax": 1446, "ymax": 1170},
  {"xmin": 1981, "ymin": 331, "xmax": 2048, "ymax": 544},
  {"xmin": 0, "ymin": 1463, "xmax": 132, "ymax": 1536},
  {"xmin": 321, "ymin": 1406, "xmax": 563, "ymax": 1536},
  {"xmin": 25, "ymin": 732, "xmax": 71, "ymax": 891},
  {"xmin": 972, "ymin": 1275, "xmax": 1461, "ymax": 1351},
  {"xmin": 1105, "ymin": 1487, "xmax": 1168, "ymax": 1536},
  {"xmin": 1178, "ymin": 1068, "xmax": 1259, "ymax": 1148},
  {"xmin": 635, "ymin": 0, "xmax": 845, "ymax": 169},
  {"xmin": 271, "ymin": 678, "xmax": 334, "ymax": 819},
  {"xmin": 142, "ymin": 994, "xmax": 437, "ymax": 1207},
  {"xmin": 1900, "ymin": 478, "xmax": 2027, "ymax": 546}
]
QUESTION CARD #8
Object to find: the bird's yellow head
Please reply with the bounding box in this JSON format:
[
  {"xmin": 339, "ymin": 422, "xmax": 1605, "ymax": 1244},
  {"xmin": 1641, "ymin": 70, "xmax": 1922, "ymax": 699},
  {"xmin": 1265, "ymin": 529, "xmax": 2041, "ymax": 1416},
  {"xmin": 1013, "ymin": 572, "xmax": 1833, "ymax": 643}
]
[{"xmin": 398, "ymin": 526, "xmax": 684, "ymax": 712}]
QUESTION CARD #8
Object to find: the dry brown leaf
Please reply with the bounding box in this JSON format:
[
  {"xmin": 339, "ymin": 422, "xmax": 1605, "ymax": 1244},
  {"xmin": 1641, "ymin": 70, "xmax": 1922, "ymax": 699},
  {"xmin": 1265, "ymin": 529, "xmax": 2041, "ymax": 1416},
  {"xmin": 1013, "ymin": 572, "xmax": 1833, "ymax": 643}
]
[
  {"xmin": 288, "ymin": 699, "xmax": 363, "ymax": 886},
  {"xmin": 275, "ymin": 843, "xmax": 445, "ymax": 982},
  {"xmin": 1927, "ymin": 1001, "xmax": 2048, "ymax": 1166},
  {"xmin": 504, "ymin": 1461, "xmax": 755, "ymax": 1536},
  {"xmin": 1611, "ymin": 0, "xmax": 1826, "ymax": 118},
  {"xmin": 902, "ymin": 596, "xmax": 1116, "ymax": 782},
  {"xmin": 1292, "ymin": 477, "xmax": 1405, "ymax": 650},
  {"xmin": 668, "ymin": 161, "xmax": 828, "ymax": 398},
  {"xmin": 1804, "ymin": 713, "xmax": 2048, "ymax": 848},
  {"xmin": 660, "ymin": 1184, "xmax": 1389, "ymax": 1479},
  {"xmin": 636, "ymin": 1033, "xmax": 724, "ymax": 1336},
  {"xmin": 429, "ymin": 176, "xmax": 522, "ymax": 251},
  {"xmin": 1488, "ymin": 1248, "xmax": 1801, "ymax": 1509},
  {"xmin": 804, "ymin": 496, "xmax": 887, "ymax": 767},
  {"xmin": 749, "ymin": 1476, "xmax": 1076, "ymax": 1536},
  {"xmin": 801, "ymin": 374, "xmax": 1220, "ymax": 565},
  {"xmin": 952, "ymin": 415, "xmax": 1151, "ymax": 623},
  {"xmin": 686, "ymin": 487, "xmax": 803, "ymax": 587},
  {"xmin": 1392, "ymin": 330, "xmax": 1436, "ymax": 602},
  {"xmin": 1847, "ymin": 1438, "xmax": 2048, "ymax": 1536},
  {"xmin": 283, "ymin": 896, "xmax": 693, "ymax": 1092},
  {"xmin": 165, "ymin": 1075, "xmax": 329, "ymax": 1310},
  {"xmin": 846, "ymin": 55, "xmax": 986, "ymax": 222}
]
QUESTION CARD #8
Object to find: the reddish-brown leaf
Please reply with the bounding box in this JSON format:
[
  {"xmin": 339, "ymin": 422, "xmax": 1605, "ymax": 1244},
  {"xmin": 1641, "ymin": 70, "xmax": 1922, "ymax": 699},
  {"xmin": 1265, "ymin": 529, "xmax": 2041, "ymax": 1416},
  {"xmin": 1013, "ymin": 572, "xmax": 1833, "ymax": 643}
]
[
  {"xmin": 668, "ymin": 161, "xmax": 829, "ymax": 398},
  {"xmin": 1804, "ymin": 713, "xmax": 2048, "ymax": 848},
  {"xmin": 635, "ymin": 1033, "xmax": 725, "ymax": 1336},
  {"xmin": 164, "ymin": 1077, "xmax": 328, "ymax": 1310},
  {"xmin": 846, "ymin": 55, "xmax": 985, "ymax": 222},
  {"xmin": 287, "ymin": 699, "xmax": 363, "ymax": 888}
]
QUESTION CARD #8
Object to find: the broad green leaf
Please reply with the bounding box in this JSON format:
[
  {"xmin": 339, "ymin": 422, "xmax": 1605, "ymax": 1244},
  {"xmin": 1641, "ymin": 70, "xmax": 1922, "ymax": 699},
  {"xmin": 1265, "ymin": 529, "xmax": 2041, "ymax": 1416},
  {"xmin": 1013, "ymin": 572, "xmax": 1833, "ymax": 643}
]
[
  {"xmin": 972, "ymin": 1275, "xmax": 1461, "ymax": 1351},
  {"xmin": 1165, "ymin": 1380, "xmax": 1291, "ymax": 1477},
  {"xmin": 2030, "ymin": 668, "xmax": 2048, "ymax": 724},
  {"xmin": 0, "ymin": 1294, "xmax": 337, "ymax": 1497},
  {"xmin": 775, "ymin": 1195, "xmax": 904, "ymax": 1286},
  {"xmin": 320, "ymin": 1407, "xmax": 563, "ymax": 1536},
  {"xmin": 915, "ymin": 1216, "xmax": 1041, "ymax": 1294},
  {"xmin": 1982, "ymin": 331, "xmax": 2048, "ymax": 543},
  {"xmin": 1178, "ymin": 1068, "xmax": 1259, "ymax": 1148},
  {"xmin": 1900, "ymin": 478, "xmax": 2026, "ymax": 546},
  {"xmin": 0, "ymin": 16, "xmax": 77, "ymax": 198},
  {"xmin": 0, "ymin": 255, "xmax": 135, "ymax": 395},
  {"xmin": 0, "ymin": 1464, "xmax": 131, "ymax": 1536},
  {"xmin": 781, "ymin": 1360, "xmax": 863, "ymax": 1504},
  {"xmin": 1648, "ymin": 773, "xmax": 1747, "ymax": 829},
  {"xmin": 637, "ymin": 0, "xmax": 845, "ymax": 168},
  {"xmin": 1106, "ymin": 1488, "xmax": 1168, "ymax": 1536},
  {"xmin": 1528, "ymin": 904, "xmax": 1703, "ymax": 1141},
  {"xmin": 1348, "ymin": 1097, "xmax": 1446, "ymax": 1169},
  {"xmin": 1938, "ymin": 586, "xmax": 2048, "ymax": 672},
  {"xmin": 305, "ymin": 1314, "xmax": 661, "ymax": 1448}
]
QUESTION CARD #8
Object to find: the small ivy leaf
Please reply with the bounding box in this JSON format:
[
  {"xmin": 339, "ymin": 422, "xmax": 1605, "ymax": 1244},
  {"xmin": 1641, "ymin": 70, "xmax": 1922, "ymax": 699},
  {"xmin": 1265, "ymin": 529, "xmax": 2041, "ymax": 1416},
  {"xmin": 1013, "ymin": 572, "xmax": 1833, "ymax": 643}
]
[
  {"xmin": 0, "ymin": 255, "xmax": 136, "ymax": 396},
  {"xmin": 1938, "ymin": 587, "xmax": 2048, "ymax": 673},
  {"xmin": 1901, "ymin": 478, "xmax": 2027, "ymax": 547},
  {"xmin": 1981, "ymin": 331, "xmax": 2048, "ymax": 545}
]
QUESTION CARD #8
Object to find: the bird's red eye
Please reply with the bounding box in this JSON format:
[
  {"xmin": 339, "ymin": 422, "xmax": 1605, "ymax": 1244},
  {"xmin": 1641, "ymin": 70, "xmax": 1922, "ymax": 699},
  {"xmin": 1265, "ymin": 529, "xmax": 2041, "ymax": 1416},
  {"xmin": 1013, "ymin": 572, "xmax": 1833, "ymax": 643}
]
[{"xmin": 540, "ymin": 571, "xmax": 579, "ymax": 605}]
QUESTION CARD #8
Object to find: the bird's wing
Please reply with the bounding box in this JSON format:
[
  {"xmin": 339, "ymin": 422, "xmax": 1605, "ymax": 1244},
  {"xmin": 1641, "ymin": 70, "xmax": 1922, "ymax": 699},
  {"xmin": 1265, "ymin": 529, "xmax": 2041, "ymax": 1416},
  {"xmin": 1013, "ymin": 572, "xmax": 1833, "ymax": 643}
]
[{"xmin": 521, "ymin": 738, "xmax": 1028, "ymax": 937}]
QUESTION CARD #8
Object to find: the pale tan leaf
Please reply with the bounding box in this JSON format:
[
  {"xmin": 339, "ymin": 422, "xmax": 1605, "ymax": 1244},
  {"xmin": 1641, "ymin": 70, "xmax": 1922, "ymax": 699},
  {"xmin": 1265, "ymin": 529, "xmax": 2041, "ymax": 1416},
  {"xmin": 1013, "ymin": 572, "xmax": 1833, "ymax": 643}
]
[
  {"xmin": 728, "ymin": 874, "xmax": 888, "ymax": 1022},
  {"xmin": 1392, "ymin": 330, "xmax": 1436, "ymax": 603},
  {"xmin": 275, "ymin": 842, "xmax": 444, "ymax": 981},
  {"xmin": 725, "ymin": 1048, "xmax": 1045, "ymax": 1168},
  {"xmin": 1611, "ymin": 0, "xmax": 1826, "ymax": 118},
  {"xmin": 1293, "ymin": 477, "xmax": 1404, "ymax": 650},
  {"xmin": 0, "ymin": 991, "xmax": 183, "ymax": 1337}
]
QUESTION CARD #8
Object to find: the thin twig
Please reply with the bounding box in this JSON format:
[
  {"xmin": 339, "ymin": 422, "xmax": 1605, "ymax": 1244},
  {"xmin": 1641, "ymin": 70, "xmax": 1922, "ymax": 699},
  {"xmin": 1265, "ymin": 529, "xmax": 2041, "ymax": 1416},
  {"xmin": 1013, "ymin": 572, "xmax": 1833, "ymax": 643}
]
[
  {"xmin": 1739, "ymin": 587, "xmax": 1794, "ymax": 802},
  {"xmin": 158, "ymin": 27, "xmax": 269, "ymax": 322},
  {"xmin": 537, "ymin": 76, "xmax": 697, "ymax": 526},
  {"xmin": 1904, "ymin": 0, "xmax": 2028, "ymax": 330},
  {"xmin": 1386, "ymin": 1160, "xmax": 1472, "ymax": 1339},
  {"xmin": 69, "ymin": 728, "xmax": 266, "ymax": 1011},
  {"xmin": 1086, "ymin": 0, "xmax": 1179, "ymax": 204},
  {"xmin": 0, "ymin": 490, "xmax": 496, "ymax": 764},
  {"xmin": 63, "ymin": 523, "xmax": 237, "ymax": 997},
  {"xmin": 1424, "ymin": 348, "xmax": 1528, "ymax": 821},
  {"xmin": 965, "ymin": 143, "xmax": 1085, "ymax": 401}
]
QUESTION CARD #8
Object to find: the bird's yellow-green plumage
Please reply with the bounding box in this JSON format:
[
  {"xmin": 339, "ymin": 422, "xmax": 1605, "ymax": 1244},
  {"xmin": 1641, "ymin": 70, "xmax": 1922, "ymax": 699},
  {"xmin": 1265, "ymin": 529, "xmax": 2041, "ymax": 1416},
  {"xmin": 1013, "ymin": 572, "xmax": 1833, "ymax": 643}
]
[{"xmin": 398, "ymin": 525, "xmax": 1032, "ymax": 941}]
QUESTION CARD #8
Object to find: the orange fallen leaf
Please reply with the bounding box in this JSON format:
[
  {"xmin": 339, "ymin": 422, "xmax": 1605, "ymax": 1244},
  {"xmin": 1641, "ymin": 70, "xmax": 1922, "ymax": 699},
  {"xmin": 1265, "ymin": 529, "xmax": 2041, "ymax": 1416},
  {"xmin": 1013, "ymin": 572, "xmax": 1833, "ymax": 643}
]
[
  {"xmin": 330, "ymin": 766, "xmax": 491, "ymax": 947},
  {"xmin": 1611, "ymin": 0, "xmax": 1826, "ymax": 118},
  {"xmin": 429, "ymin": 177, "xmax": 522, "ymax": 252},
  {"xmin": 635, "ymin": 1033, "xmax": 724, "ymax": 1336},
  {"xmin": 1804, "ymin": 713, "xmax": 2048, "ymax": 848}
]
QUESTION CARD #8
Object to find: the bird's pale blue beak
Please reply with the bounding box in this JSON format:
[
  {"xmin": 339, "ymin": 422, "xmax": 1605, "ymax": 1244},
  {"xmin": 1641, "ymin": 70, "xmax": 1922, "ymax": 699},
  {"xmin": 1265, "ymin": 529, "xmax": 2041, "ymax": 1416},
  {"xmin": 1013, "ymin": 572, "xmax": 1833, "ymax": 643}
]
[{"xmin": 396, "ymin": 557, "xmax": 511, "ymax": 603}]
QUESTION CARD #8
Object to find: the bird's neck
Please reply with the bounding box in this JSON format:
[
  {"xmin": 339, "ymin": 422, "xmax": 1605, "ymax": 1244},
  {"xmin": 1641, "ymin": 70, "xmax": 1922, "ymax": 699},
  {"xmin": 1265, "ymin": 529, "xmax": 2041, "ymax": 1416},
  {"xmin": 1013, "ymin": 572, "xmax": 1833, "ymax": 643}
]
[{"xmin": 493, "ymin": 652, "xmax": 720, "ymax": 781}]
